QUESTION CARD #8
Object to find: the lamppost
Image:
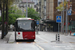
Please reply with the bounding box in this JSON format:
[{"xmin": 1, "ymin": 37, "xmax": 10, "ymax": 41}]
[
  {"xmin": 5, "ymin": 0, "xmax": 8, "ymax": 35},
  {"xmin": 65, "ymin": 4, "xmax": 68, "ymax": 35},
  {"xmin": 62, "ymin": 0, "xmax": 64, "ymax": 34},
  {"xmin": 26, "ymin": 0, "xmax": 28, "ymax": 18},
  {"xmin": 44, "ymin": 0, "xmax": 46, "ymax": 19},
  {"xmin": 1, "ymin": 0, "xmax": 5, "ymax": 39}
]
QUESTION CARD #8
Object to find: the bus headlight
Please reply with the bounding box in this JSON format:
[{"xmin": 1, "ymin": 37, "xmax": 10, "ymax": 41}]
[{"xmin": 18, "ymin": 32, "xmax": 20, "ymax": 35}]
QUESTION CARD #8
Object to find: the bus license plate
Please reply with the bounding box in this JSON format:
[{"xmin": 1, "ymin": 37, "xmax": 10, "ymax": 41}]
[{"xmin": 25, "ymin": 38, "xmax": 27, "ymax": 40}]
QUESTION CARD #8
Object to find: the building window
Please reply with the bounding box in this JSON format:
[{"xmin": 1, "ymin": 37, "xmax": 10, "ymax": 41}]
[
  {"xmin": 34, "ymin": 5, "xmax": 36, "ymax": 8},
  {"xmin": 36, "ymin": 3, "xmax": 38, "ymax": 5},
  {"xmin": 30, "ymin": 4, "xmax": 31, "ymax": 7},
  {"xmin": 44, "ymin": 6, "xmax": 46, "ymax": 9},
  {"xmin": 44, "ymin": 0, "xmax": 46, "ymax": 1},
  {"xmin": 39, "ymin": 8, "xmax": 41, "ymax": 12},
  {"xmin": 39, "ymin": 1, "xmax": 41, "ymax": 5},
  {"xmin": 36, "ymin": 8, "xmax": 38, "ymax": 12},
  {"xmin": 28, "ymin": 4, "xmax": 30, "ymax": 7}
]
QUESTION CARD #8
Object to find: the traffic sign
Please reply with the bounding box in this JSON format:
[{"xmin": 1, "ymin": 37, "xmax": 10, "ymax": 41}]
[
  {"xmin": 36, "ymin": 21, "xmax": 39, "ymax": 25},
  {"xmin": 56, "ymin": 16, "xmax": 61, "ymax": 23},
  {"xmin": 67, "ymin": 10, "xmax": 71, "ymax": 15}
]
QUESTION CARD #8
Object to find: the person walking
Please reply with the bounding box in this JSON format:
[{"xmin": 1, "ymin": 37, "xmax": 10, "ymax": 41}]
[{"xmin": 10, "ymin": 24, "xmax": 13, "ymax": 31}]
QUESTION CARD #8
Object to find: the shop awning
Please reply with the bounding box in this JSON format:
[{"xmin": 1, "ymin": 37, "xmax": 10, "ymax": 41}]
[{"xmin": 42, "ymin": 19, "xmax": 56, "ymax": 23}]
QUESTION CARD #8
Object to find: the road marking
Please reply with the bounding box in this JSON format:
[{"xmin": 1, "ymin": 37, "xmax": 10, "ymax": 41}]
[
  {"xmin": 36, "ymin": 44, "xmax": 44, "ymax": 50},
  {"xmin": 37, "ymin": 36, "xmax": 50, "ymax": 43},
  {"xmin": 33, "ymin": 43, "xmax": 44, "ymax": 50}
]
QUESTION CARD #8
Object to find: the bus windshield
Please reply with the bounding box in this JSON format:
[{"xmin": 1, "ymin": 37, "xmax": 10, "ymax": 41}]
[{"xmin": 16, "ymin": 20, "xmax": 35, "ymax": 31}]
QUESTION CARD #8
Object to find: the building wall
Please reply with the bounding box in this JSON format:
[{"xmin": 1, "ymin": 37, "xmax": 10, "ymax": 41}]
[
  {"xmin": 13, "ymin": 0, "xmax": 35, "ymax": 15},
  {"xmin": 38, "ymin": 0, "xmax": 55, "ymax": 21},
  {"xmin": 54, "ymin": 0, "xmax": 57, "ymax": 21},
  {"xmin": 46, "ymin": 0, "xmax": 55, "ymax": 20},
  {"xmin": 41, "ymin": 0, "xmax": 44, "ymax": 19},
  {"xmin": 46, "ymin": 0, "xmax": 49, "ymax": 19},
  {"xmin": 55, "ymin": 0, "xmax": 75, "ymax": 21},
  {"xmin": 46, "ymin": 0, "xmax": 54, "ymax": 20},
  {"xmin": 49, "ymin": 0, "xmax": 54, "ymax": 20},
  {"xmin": 46, "ymin": 0, "xmax": 75, "ymax": 21},
  {"xmin": 68, "ymin": 0, "xmax": 75, "ymax": 21},
  {"xmin": 39, "ymin": 0, "xmax": 68, "ymax": 21}
]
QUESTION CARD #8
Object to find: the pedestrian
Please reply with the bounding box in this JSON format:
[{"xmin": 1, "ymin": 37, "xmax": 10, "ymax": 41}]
[
  {"xmin": 10, "ymin": 24, "xmax": 13, "ymax": 31},
  {"xmin": 70, "ymin": 31, "xmax": 71, "ymax": 35}
]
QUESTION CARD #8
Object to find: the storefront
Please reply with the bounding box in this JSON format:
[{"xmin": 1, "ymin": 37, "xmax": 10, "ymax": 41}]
[{"xmin": 40, "ymin": 19, "xmax": 58, "ymax": 32}]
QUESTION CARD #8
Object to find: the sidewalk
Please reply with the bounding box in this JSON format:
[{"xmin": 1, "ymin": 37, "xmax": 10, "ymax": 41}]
[
  {"xmin": 0, "ymin": 31, "xmax": 12, "ymax": 43},
  {"xmin": 36, "ymin": 31, "xmax": 75, "ymax": 45}
]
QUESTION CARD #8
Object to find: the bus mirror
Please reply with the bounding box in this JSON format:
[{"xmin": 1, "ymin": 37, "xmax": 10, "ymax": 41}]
[
  {"xmin": 34, "ymin": 21, "xmax": 37, "ymax": 26},
  {"xmin": 14, "ymin": 21, "xmax": 17, "ymax": 27}
]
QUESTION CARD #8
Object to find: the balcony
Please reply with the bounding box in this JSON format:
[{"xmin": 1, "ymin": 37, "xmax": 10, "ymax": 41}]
[{"xmin": 39, "ymin": 2, "xmax": 41, "ymax": 6}]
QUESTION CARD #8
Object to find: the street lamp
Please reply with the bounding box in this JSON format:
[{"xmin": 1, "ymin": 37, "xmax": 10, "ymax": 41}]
[
  {"xmin": 26, "ymin": 0, "xmax": 28, "ymax": 18},
  {"xmin": 44, "ymin": 0, "xmax": 46, "ymax": 19},
  {"xmin": 62, "ymin": 0, "xmax": 64, "ymax": 34}
]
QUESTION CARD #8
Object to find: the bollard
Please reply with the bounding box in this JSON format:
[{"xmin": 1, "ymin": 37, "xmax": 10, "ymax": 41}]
[{"xmin": 58, "ymin": 34, "xmax": 60, "ymax": 41}]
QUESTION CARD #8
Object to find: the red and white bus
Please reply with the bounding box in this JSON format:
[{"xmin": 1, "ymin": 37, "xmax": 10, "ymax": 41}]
[{"xmin": 14, "ymin": 18, "xmax": 36, "ymax": 41}]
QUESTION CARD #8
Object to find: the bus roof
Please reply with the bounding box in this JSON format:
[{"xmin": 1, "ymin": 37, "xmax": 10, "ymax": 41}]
[{"xmin": 16, "ymin": 18, "xmax": 34, "ymax": 20}]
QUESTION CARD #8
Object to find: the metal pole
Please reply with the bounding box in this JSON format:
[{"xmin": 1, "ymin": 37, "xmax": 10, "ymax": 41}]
[
  {"xmin": 63, "ymin": 0, "xmax": 64, "ymax": 34},
  {"xmin": 61, "ymin": 11, "xmax": 63, "ymax": 33},
  {"xmin": 37, "ymin": 25, "xmax": 38, "ymax": 34},
  {"xmin": 6, "ymin": 0, "xmax": 8, "ymax": 35},
  {"xmin": 1, "ymin": 0, "xmax": 4, "ymax": 39},
  {"xmin": 36, "ymin": 20, "xmax": 38, "ymax": 34},
  {"xmin": 26, "ymin": 0, "xmax": 28, "ymax": 18},
  {"xmin": 58, "ymin": 23, "xmax": 59, "ymax": 34},
  {"xmin": 65, "ymin": 4, "xmax": 68, "ymax": 35},
  {"xmin": 44, "ymin": 0, "xmax": 46, "ymax": 19},
  {"xmin": 58, "ymin": 23, "xmax": 60, "ymax": 41}
]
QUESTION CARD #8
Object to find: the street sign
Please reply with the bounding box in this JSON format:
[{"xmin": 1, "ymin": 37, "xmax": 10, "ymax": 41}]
[
  {"xmin": 56, "ymin": 16, "xmax": 61, "ymax": 23},
  {"xmin": 36, "ymin": 21, "xmax": 39, "ymax": 25},
  {"xmin": 67, "ymin": 10, "xmax": 71, "ymax": 15}
]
